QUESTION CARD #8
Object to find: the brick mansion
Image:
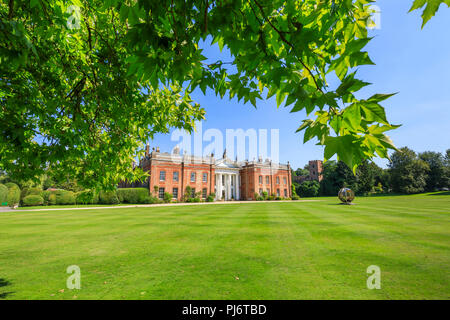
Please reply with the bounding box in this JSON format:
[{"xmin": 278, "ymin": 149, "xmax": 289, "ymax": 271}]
[{"xmin": 120, "ymin": 145, "xmax": 293, "ymax": 201}]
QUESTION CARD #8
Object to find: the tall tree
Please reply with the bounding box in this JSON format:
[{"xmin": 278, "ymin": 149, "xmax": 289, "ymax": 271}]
[
  {"xmin": 389, "ymin": 147, "xmax": 429, "ymax": 194},
  {"xmin": 0, "ymin": 1, "xmax": 446, "ymax": 188},
  {"xmin": 296, "ymin": 180, "xmax": 320, "ymax": 197},
  {"xmin": 355, "ymin": 160, "xmax": 377, "ymax": 194},
  {"xmin": 295, "ymin": 167, "xmax": 309, "ymax": 177},
  {"xmin": 443, "ymin": 149, "xmax": 450, "ymax": 188},
  {"xmin": 419, "ymin": 151, "xmax": 446, "ymax": 191},
  {"xmin": 319, "ymin": 160, "xmax": 357, "ymax": 196}
]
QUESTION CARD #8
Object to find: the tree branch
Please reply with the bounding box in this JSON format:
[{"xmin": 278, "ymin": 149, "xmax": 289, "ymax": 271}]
[
  {"xmin": 8, "ymin": 0, "xmax": 13, "ymax": 19},
  {"xmin": 204, "ymin": 0, "xmax": 209, "ymax": 33},
  {"xmin": 251, "ymin": 0, "xmax": 323, "ymax": 94}
]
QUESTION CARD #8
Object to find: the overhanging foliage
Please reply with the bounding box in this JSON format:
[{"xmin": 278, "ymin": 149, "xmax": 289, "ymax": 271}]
[{"xmin": 0, "ymin": 0, "xmax": 447, "ymax": 188}]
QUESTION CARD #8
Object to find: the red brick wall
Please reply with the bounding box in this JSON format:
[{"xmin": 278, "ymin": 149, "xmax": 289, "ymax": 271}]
[
  {"xmin": 240, "ymin": 165, "xmax": 291, "ymax": 200},
  {"xmin": 309, "ymin": 160, "xmax": 323, "ymax": 182},
  {"xmin": 148, "ymin": 160, "xmax": 215, "ymax": 201},
  {"xmin": 272, "ymin": 169, "xmax": 290, "ymax": 198},
  {"xmin": 181, "ymin": 163, "xmax": 215, "ymax": 199},
  {"xmin": 149, "ymin": 160, "xmax": 182, "ymax": 199}
]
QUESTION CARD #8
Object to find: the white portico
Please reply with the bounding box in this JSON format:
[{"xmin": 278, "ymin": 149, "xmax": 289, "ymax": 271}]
[{"xmin": 214, "ymin": 158, "xmax": 240, "ymax": 201}]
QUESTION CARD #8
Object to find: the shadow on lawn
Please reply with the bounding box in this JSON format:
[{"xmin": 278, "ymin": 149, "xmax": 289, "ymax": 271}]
[
  {"xmin": 426, "ymin": 191, "xmax": 450, "ymax": 196},
  {"xmin": 0, "ymin": 278, "xmax": 14, "ymax": 299}
]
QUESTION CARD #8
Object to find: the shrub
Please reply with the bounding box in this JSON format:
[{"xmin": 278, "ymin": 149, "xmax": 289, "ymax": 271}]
[
  {"xmin": 206, "ymin": 195, "xmax": 215, "ymax": 202},
  {"xmin": 291, "ymin": 185, "xmax": 298, "ymax": 199},
  {"xmin": 0, "ymin": 184, "xmax": 8, "ymax": 205},
  {"xmin": 21, "ymin": 187, "xmax": 43, "ymax": 203},
  {"xmin": 183, "ymin": 186, "xmax": 192, "ymax": 202},
  {"xmin": 23, "ymin": 195, "xmax": 44, "ymax": 206},
  {"xmin": 48, "ymin": 193, "xmax": 57, "ymax": 205},
  {"xmin": 92, "ymin": 190, "xmax": 99, "ymax": 204},
  {"xmin": 99, "ymin": 190, "xmax": 119, "ymax": 204},
  {"xmin": 142, "ymin": 195, "xmax": 159, "ymax": 204},
  {"xmin": 4, "ymin": 182, "xmax": 18, "ymax": 189},
  {"xmin": 262, "ymin": 191, "xmax": 268, "ymax": 200},
  {"xmin": 20, "ymin": 187, "xmax": 29, "ymax": 201},
  {"xmin": 56, "ymin": 190, "xmax": 76, "ymax": 205},
  {"xmin": 28, "ymin": 187, "xmax": 43, "ymax": 196},
  {"xmin": 297, "ymin": 180, "xmax": 320, "ymax": 197},
  {"xmin": 163, "ymin": 192, "xmax": 172, "ymax": 203},
  {"xmin": 76, "ymin": 190, "xmax": 97, "ymax": 205},
  {"xmin": 42, "ymin": 190, "xmax": 50, "ymax": 203},
  {"xmin": 117, "ymin": 188, "xmax": 149, "ymax": 204},
  {"xmin": 6, "ymin": 184, "xmax": 21, "ymax": 207},
  {"xmin": 374, "ymin": 182, "xmax": 383, "ymax": 193},
  {"xmin": 193, "ymin": 197, "xmax": 201, "ymax": 202}
]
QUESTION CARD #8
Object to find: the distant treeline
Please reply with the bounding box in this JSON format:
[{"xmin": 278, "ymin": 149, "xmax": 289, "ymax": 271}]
[{"xmin": 293, "ymin": 147, "xmax": 450, "ymax": 197}]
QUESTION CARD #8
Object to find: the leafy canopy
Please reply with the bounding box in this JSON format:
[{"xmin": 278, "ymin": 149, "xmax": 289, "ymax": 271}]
[{"xmin": 0, "ymin": 0, "xmax": 446, "ymax": 188}]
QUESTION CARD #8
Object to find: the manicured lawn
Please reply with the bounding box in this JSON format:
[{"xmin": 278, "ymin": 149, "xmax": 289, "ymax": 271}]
[
  {"xmin": 0, "ymin": 193, "xmax": 449, "ymax": 299},
  {"xmin": 13, "ymin": 203, "xmax": 131, "ymax": 210}
]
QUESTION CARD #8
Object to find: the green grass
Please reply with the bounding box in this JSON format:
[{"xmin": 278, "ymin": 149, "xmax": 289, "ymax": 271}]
[
  {"xmin": 16, "ymin": 203, "xmax": 132, "ymax": 210},
  {"xmin": 0, "ymin": 193, "xmax": 449, "ymax": 300}
]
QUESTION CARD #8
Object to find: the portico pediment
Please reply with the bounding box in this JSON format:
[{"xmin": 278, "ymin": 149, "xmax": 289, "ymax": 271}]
[{"xmin": 215, "ymin": 158, "xmax": 240, "ymax": 170}]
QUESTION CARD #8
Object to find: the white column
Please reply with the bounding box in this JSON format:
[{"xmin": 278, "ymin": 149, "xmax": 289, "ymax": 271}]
[
  {"xmin": 224, "ymin": 174, "xmax": 228, "ymax": 200},
  {"xmin": 236, "ymin": 174, "xmax": 240, "ymax": 200},
  {"xmin": 227, "ymin": 174, "xmax": 231, "ymax": 200},
  {"xmin": 223, "ymin": 174, "xmax": 227, "ymax": 200},
  {"xmin": 218, "ymin": 173, "xmax": 223, "ymax": 200},
  {"xmin": 215, "ymin": 174, "xmax": 218, "ymax": 200}
]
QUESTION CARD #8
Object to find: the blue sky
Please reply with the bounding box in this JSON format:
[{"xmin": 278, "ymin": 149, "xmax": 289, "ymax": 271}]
[{"xmin": 151, "ymin": 0, "xmax": 450, "ymax": 170}]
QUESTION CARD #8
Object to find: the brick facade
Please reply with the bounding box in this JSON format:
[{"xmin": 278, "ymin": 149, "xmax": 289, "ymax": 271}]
[
  {"xmin": 240, "ymin": 161, "xmax": 291, "ymax": 200},
  {"xmin": 120, "ymin": 146, "xmax": 292, "ymax": 201}
]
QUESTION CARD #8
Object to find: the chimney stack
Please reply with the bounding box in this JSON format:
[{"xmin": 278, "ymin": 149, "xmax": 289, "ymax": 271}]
[{"xmin": 145, "ymin": 144, "xmax": 150, "ymax": 156}]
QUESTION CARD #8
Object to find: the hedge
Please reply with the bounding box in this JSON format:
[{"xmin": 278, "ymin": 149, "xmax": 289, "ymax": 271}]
[
  {"xmin": 27, "ymin": 187, "xmax": 43, "ymax": 196},
  {"xmin": 99, "ymin": 190, "xmax": 119, "ymax": 204},
  {"xmin": 76, "ymin": 190, "xmax": 98, "ymax": 205},
  {"xmin": 117, "ymin": 188, "xmax": 149, "ymax": 204},
  {"xmin": 0, "ymin": 184, "xmax": 8, "ymax": 205},
  {"xmin": 6, "ymin": 184, "xmax": 21, "ymax": 207},
  {"xmin": 55, "ymin": 190, "xmax": 76, "ymax": 205},
  {"xmin": 21, "ymin": 187, "xmax": 43, "ymax": 202},
  {"xmin": 23, "ymin": 195, "xmax": 44, "ymax": 206},
  {"xmin": 48, "ymin": 193, "xmax": 57, "ymax": 205},
  {"xmin": 4, "ymin": 182, "xmax": 19, "ymax": 190}
]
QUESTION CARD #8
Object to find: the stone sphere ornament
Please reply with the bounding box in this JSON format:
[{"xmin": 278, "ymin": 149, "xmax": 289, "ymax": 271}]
[{"xmin": 338, "ymin": 188, "xmax": 355, "ymax": 204}]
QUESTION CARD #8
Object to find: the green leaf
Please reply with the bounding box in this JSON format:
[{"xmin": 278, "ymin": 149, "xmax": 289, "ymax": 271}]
[
  {"xmin": 343, "ymin": 104, "xmax": 361, "ymax": 131},
  {"xmin": 336, "ymin": 72, "xmax": 371, "ymax": 96},
  {"xmin": 409, "ymin": 0, "xmax": 450, "ymax": 27},
  {"xmin": 361, "ymin": 102, "xmax": 388, "ymax": 124},
  {"xmin": 276, "ymin": 90, "xmax": 287, "ymax": 108},
  {"xmin": 368, "ymin": 93, "xmax": 397, "ymax": 102}
]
